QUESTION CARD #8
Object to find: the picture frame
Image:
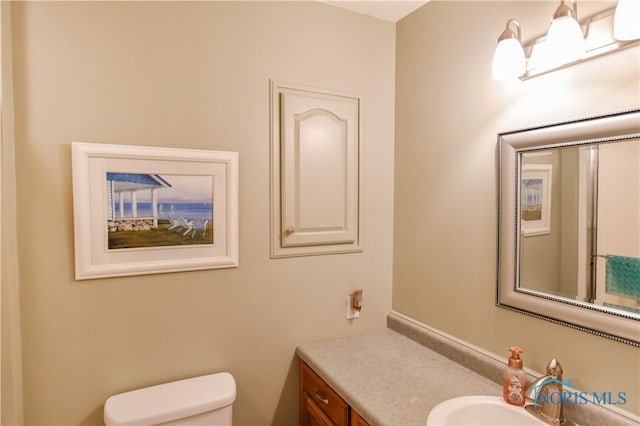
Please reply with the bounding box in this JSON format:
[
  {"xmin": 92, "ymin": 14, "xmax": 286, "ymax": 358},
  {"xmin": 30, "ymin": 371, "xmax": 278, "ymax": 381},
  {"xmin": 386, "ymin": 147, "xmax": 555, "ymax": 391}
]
[
  {"xmin": 71, "ymin": 142, "xmax": 238, "ymax": 280},
  {"xmin": 520, "ymin": 163, "xmax": 552, "ymax": 236}
]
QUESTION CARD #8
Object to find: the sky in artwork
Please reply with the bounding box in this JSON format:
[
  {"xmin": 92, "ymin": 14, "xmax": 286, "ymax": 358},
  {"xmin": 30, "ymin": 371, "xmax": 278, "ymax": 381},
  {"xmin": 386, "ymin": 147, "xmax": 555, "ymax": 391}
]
[{"xmin": 134, "ymin": 174, "xmax": 213, "ymax": 203}]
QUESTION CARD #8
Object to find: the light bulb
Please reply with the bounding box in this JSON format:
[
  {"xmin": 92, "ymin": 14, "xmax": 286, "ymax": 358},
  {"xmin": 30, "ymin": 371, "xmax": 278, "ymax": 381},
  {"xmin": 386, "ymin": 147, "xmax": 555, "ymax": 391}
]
[
  {"xmin": 546, "ymin": 15, "xmax": 584, "ymax": 66},
  {"xmin": 492, "ymin": 38, "xmax": 526, "ymax": 81},
  {"xmin": 614, "ymin": 0, "xmax": 640, "ymax": 41},
  {"xmin": 492, "ymin": 19, "xmax": 526, "ymax": 81}
]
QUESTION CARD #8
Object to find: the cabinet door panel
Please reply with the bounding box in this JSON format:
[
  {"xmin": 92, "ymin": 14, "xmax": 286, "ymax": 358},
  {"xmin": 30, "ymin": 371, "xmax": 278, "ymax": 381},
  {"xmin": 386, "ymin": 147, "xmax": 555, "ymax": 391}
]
[
  {"xmin": 281, "ymin": 91, "xmax": 358, "ymax": 247},
  {"xmin": 271, "ymin": 81, "xmax": 361, "ymax": 258}
]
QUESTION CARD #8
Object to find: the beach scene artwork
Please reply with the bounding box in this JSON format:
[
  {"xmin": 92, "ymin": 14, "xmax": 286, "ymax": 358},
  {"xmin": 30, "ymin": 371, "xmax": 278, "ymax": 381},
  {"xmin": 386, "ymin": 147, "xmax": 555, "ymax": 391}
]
[
  {"xmin": 106, "ymin": 172, "xmax": 214, "ymax": 249},
  {"xmin": 521, "ymin": 178, "xmax": 543, "ymax": 221}
]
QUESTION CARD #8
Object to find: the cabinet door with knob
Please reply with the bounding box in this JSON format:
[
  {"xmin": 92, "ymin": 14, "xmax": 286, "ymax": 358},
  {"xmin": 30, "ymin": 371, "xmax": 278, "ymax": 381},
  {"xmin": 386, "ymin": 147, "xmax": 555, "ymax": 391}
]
[
  {"xmin": 271, "ymin": 81, "xmax": 362, "ymax": 258},
  {"xmin": 299, "ymin": 360, "xmax": 370, "ymax": 426}
]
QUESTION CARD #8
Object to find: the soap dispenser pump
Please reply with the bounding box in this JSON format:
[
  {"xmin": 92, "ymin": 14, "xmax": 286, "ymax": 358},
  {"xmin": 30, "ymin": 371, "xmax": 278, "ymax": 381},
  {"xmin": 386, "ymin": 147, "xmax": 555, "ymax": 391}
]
[{"xmin": 503, "ymin": 346, "xmax": 527, "ymax": 406}]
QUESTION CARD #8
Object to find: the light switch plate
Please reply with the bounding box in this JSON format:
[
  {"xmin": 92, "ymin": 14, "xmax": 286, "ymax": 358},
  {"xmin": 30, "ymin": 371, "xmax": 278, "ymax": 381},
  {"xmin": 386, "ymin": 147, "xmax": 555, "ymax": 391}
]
[{"xmin": 347, "ymin": 295, "xmax": 360, "ymax": 320}]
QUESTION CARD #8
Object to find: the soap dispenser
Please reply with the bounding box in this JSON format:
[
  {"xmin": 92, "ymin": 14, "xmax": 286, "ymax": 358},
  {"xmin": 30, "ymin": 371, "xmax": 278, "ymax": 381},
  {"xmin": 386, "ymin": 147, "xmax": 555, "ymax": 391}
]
[{"xmin": 503, "ymin": 346, "xmax": 527, "ymax": 406}]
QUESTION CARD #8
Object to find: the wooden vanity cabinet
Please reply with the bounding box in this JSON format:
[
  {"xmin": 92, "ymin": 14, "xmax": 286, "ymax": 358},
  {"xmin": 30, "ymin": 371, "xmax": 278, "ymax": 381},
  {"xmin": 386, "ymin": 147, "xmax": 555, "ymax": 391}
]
[
  {"xmin": 350, "ymin": 410, "xmax": 369, "ymax": 426},
  {"xmin": 299, "ymin": 360, "xmax": 370, "ymax": 426}
]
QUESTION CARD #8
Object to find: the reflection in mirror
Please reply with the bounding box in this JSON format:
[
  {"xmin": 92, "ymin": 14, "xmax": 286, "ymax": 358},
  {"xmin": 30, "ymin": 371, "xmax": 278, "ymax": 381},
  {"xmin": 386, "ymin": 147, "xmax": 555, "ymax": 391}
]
[
  {"xmin": 497, "ymin": 109, "xmax": 640, "ymax": 346},
  {"xmin": 519, "ymin": 140, "xmax": 640, "ymax": 317}
]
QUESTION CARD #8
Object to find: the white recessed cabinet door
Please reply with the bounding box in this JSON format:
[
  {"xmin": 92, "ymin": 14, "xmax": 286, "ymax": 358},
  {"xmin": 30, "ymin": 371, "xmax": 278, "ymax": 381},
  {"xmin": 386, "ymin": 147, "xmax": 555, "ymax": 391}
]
[{"xmin": 271, "ymin": 82, "xmax": 361, "ymax": 257}]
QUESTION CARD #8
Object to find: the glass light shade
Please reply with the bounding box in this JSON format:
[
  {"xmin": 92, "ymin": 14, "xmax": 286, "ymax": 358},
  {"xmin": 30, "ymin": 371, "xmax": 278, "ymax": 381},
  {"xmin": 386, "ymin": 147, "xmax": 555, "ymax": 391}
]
[
  {"xmin": 614, "ymin": 0, "xmax": 640, "ymax": 41},
  {"xmin": 545, "ymin": 16, "xmax": 585, "ymax": 66},
  {"xmin": 492, "ymin": 38, "xmax": 526, "ymax": 81}
]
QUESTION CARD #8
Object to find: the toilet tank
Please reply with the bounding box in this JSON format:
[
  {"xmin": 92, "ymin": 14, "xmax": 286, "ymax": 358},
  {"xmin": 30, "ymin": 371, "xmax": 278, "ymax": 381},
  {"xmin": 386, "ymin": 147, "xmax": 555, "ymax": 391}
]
[{"xmin": 104, "ymin": 372, "xmax": 236, "ymax": 426}]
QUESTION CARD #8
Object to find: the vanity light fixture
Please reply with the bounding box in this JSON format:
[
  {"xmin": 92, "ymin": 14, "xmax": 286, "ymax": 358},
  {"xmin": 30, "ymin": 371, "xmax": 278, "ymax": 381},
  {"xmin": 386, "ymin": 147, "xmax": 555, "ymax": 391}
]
[
  {"xmin": 492, "ymin": 19, "xmax": 526, "ymax": 81},
  {"xmin": 492, "ymin": 0, "xmax": 640, "ymax": 81}
]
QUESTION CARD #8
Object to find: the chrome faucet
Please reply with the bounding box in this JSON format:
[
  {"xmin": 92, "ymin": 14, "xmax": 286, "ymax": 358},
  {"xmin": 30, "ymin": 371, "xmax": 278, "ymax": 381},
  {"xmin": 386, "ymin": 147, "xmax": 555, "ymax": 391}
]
[{"xmin": 525, "ymin": 358, "xmax": 565, "ymax": 425}]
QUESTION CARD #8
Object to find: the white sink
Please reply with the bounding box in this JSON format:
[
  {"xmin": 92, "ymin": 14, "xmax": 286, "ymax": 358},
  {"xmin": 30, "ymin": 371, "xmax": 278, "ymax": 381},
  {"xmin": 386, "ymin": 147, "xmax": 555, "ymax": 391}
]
[{"xmin": 426, "ymin": 395, "xmax": 546, "ymax": 425}]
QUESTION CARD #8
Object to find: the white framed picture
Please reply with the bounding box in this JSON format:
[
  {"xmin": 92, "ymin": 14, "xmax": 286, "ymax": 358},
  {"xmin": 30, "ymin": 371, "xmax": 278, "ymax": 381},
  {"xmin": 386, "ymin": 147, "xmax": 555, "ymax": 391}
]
[
  {"xmin": 71, "ymin": 142, "xmax": 238, "ymax": 280},
  {"xmin": 521, "ymin": 164, "xmax": 552, "ymax": 236}
]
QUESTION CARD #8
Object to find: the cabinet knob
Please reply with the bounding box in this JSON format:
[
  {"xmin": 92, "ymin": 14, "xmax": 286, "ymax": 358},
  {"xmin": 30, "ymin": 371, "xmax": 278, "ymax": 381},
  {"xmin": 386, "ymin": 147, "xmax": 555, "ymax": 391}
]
[
  {"xmin": 286, "ymin": 227, "xmax": 295, "ymax": 234},
  {"xmin": 314, "ymin": 391, "xmax": 329, "ymax": 405}
]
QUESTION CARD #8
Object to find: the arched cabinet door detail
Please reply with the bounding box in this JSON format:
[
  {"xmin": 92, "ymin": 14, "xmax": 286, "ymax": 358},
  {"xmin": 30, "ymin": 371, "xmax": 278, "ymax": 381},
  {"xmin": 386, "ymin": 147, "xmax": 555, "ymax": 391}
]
[{"xmin": 271, "ymin": 81, "xmax": 361, "ymax": 258}]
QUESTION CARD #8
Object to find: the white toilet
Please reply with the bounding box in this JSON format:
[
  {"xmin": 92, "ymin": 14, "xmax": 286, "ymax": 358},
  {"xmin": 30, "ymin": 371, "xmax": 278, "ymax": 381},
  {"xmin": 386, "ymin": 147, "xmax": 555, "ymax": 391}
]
[{"xmin": 104, "ymin": 372, "xmax": 236, "ymax": 426}]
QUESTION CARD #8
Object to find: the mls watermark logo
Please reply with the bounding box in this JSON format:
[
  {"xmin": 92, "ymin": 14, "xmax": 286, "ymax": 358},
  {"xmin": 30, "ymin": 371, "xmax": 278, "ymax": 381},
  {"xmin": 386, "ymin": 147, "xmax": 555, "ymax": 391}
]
[{"xmin": 529, "ymin": 378, "xmax": 627, "ymax": 406}]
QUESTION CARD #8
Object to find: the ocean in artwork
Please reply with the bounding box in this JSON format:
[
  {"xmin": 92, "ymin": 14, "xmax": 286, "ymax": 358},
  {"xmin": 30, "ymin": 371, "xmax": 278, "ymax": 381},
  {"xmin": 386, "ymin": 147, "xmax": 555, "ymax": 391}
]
[
  {"xmin": 106, "ymin": 173, "xmax": 215, "ymax": 249},
  {"xmin": 114, "ymin": 202, "xmax": 213, "ymax": 222}
]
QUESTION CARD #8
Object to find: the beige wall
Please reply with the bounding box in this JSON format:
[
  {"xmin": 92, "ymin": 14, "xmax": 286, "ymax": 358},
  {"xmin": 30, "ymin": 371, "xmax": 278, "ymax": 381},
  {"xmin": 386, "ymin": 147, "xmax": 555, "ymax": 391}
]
[
  {"xmin": 8, "ymin": 0, "xmax": 640, "ymax": 424},
  {"xmin": 10, "ymin": 2, "xmax": 395, "ymax": 424},
  {"xmin": 1, "ymin": 1, "xmax": 24, "ymax": 423},
  {"xmin": 394, "ymin": 0, "xmax": 640, "ymax": 417}
]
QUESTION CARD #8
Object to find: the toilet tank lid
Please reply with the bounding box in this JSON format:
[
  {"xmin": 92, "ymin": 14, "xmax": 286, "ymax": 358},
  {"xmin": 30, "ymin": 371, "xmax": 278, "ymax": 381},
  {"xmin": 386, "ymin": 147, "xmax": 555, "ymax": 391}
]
[{"xmin": 104, "ymin": 372, "xmax": 236, "ymax": 426}]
